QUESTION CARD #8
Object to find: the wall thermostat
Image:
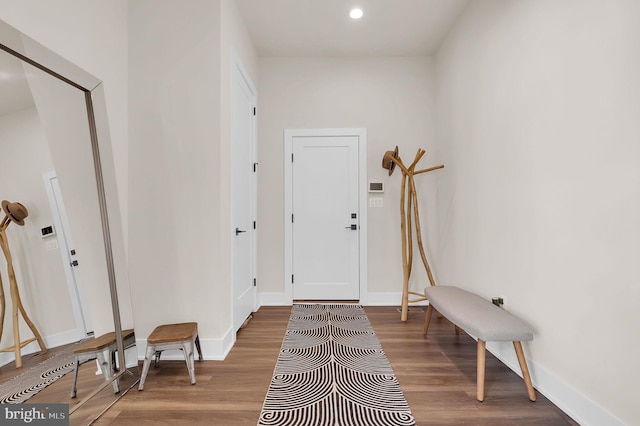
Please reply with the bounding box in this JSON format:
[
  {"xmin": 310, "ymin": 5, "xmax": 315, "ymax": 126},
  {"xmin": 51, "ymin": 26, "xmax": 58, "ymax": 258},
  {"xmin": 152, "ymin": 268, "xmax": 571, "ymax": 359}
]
[
  {"xmin": 369, "ymin": 182, "xmax": 384, "ymax": 193},
  {"xmin": 41, "ymin": 225, "xmax": 55, "ymax": 238}
]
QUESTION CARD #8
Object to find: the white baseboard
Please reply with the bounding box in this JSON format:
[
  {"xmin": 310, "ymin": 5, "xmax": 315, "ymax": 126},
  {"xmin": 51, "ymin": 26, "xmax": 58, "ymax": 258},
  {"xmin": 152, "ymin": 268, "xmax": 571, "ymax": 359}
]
[
  {"xmin": 486, "ymin": 341, "xmax": 624, "ymax": 426},
  {"xmin": 363, "ymin": 292, "xmax": 429, "ymax": 306},
  {"xmin": 44, "ymin": 328, "xmax": 87, "ymax": 348},
  {"xmin": 135, "ymin": 326, "xmax": 235, "ymax": 362},
  {"xmin": 258, "ymin": 291, "xmax": 429, "ymax": 307},
  {"xmin": 259, "ymin": 292, "xmax": 290, "ymax": 306},
  {"xmin": 0, "ymin": 328, "xmax": 85, "ymax": 367}
]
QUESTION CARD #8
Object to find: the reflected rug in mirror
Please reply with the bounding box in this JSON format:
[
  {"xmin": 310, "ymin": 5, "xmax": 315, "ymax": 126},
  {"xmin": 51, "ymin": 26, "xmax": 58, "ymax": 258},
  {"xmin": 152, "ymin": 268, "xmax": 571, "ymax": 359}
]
[
  {"xmin": 0, "ymin": 348, "xmax": 76, "ymax": 403},
  {"xmin": 258, "ymin": 304, "xmax": 416, "ymax": 426}
]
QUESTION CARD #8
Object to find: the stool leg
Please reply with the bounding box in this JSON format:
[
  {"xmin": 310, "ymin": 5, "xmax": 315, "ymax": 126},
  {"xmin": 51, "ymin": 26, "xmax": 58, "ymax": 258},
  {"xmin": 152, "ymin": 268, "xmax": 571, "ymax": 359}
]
[
  {"xmin": 70, "ymin": 358, "xmax": 80, "ymax": 398},
  {"xmin": 110, "ymin": 348, "xmax": 121, "ymax": 394},
  {"xmin": 97, "ymin": 351, "xmax": 111, "ymax": 382},
  {"xmin": 477, "ymin": 339, "xmax": 486, "ymax": 402},
  {"xmin": 138, "ymin": 344, "xmax": 155, "ymax": 391},
  {"xmin": 98, "ymin": 349, "xmax": 120, "ymax": 394},
  {"xmin": 182, "ymin": 341, "xmax": 196, "ymax": 385},
  {"xmin": 195, "ymin": 335, "xmax": 203, "ymax": 361}
]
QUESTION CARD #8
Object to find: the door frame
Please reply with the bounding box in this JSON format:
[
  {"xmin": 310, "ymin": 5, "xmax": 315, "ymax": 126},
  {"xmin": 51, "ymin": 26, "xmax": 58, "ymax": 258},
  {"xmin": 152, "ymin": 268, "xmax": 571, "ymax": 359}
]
[
  {"xmin": 231, "ymin": 52, "xmax": 258, "ymax": 331},
  {"xmin": 284, "ymin": 128, "xmax": 368, "ymax": 304}
]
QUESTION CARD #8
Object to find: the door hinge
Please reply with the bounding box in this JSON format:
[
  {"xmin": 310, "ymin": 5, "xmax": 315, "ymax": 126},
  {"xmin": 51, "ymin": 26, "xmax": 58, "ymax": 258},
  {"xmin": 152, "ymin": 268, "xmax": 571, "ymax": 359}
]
[
  {"xmin": 291, "ymin": 214, "xmax": 294, "ymax": 223},
  {"xmin": 253, "ymin": 107, "xmax": 256, "ymax": 116},
  {"xmin": 253, "ymin": 221, "xmax": 256, "ymax": 229},
  {"xmin": 253, "ymin": 278, "xmax": 257, "ymax": 287},
  {"xmin": 291, "ymin": 274, "xmax": 294, "ymax": 284},
  {"xmin": 253, "ymin": 162, "xmax": 258, "ymax": 172},
  {"xmin": 291, "ymin": 153, "xmax": 294, "ymax": 162}
]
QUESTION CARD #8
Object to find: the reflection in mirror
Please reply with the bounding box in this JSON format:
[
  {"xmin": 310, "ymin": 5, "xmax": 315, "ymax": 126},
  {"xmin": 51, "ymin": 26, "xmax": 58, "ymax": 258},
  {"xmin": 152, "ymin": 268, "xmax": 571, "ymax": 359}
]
[{"xmin": 0, "ymin": 19, "xmax": 137, "ymax": 424}]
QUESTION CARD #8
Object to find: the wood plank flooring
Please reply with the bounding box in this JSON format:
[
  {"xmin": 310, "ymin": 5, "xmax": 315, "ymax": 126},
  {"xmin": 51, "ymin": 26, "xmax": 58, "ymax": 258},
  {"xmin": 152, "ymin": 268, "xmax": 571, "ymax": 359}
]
[
  {"xmin": 0, "ymin": 339, "xmax": 137, "ymax": 425},
  {"xmin": 0, "ymin": 340, "xmax": 108, "ymax": 408},
  {"xmin": 92, "ymin": 306, "xmax": 577, "ymax": 425}
]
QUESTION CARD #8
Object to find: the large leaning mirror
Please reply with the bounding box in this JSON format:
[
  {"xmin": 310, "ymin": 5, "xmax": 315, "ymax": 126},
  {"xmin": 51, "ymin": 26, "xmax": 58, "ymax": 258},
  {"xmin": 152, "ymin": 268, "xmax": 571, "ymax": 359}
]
[{"xmin": 0, "ymin": 19, "xmax": 138, "ymax": 425}]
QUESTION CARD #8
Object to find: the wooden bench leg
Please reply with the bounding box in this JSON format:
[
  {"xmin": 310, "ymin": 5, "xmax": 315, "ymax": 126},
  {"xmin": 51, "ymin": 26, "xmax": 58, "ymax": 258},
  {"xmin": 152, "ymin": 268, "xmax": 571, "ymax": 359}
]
[
  {"xmin": 422, "ymin": 304, "xmax": 434, "ymax": 335},
  {"xmin": 477, "ymin": 339, "xmax": 486, "ymax": 402},
  {"xmin": 513, "ymin": 341, "xmax": 536, "ymax": 401}
]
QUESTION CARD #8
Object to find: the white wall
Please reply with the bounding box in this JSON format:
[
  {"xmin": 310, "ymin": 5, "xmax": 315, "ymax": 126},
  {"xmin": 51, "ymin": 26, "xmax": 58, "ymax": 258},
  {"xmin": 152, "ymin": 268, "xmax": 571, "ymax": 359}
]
[
  {"xmin": 257, "ymin": 57, "xmax": 439, "ymax": 304},
  {"xmin": 0, "ymin": 0, "xmax": 133, "ymax": 331},
  {"xmin": 2, "ymin": 0, "xmax": 258, "ymax": 360},
  {"xmin": 26, "ymin": 64, "xmax": 119, "ymax": 337},
  {"xmin": 0, "ymin": 108, "xmax": 76, "ymax": 352},
  {"xmin": 128, "ymin": 0, "xmax": 257, "ymax": 358},
  {"xmin": 128, "ymin": 0, "xmax": 224, "ymax": 350},
  {"xmin": 0, "ymin": 0, "xmax": 129, "ymax": 243},
  {"xmin": 435, "ymin": 1, "xmax": 640, "ymax": 424}
]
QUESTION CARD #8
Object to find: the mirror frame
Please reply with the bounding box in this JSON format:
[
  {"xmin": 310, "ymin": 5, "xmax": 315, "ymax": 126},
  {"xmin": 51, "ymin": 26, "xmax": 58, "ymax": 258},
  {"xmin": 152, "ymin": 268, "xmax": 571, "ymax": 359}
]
[{"xmin": 0, "ymin": 18, "xmax": 134, "ymax": 417}]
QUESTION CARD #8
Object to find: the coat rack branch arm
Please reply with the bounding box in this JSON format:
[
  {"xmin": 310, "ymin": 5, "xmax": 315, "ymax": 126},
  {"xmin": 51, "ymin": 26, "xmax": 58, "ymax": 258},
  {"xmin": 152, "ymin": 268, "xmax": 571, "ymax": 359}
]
[{"xmin": 415, "ymin": 164, "xmax": 445, "ymax": 175}]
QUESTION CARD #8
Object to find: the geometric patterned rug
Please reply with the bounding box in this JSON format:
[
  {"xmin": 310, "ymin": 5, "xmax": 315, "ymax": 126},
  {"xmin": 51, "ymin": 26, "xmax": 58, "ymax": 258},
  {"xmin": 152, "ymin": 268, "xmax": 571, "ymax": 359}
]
[
  {"xmin": 258, "ymin": 304, "xmax": 416, "ymax": 426},
  {"xmin": 0, "ymin": 348, "xmax": 77, "ymax": 403}
]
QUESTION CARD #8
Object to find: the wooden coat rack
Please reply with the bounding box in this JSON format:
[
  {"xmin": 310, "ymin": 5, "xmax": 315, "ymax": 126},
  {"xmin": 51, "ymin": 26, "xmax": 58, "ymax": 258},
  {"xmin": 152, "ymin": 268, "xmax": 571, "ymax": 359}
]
[
  {"xmin": 0, "ymin": 201, "xmax": 47, "ymax": 368},
  {"xmin": 382, "ymin": 147, "xmax": 444, "ymax": 321}
]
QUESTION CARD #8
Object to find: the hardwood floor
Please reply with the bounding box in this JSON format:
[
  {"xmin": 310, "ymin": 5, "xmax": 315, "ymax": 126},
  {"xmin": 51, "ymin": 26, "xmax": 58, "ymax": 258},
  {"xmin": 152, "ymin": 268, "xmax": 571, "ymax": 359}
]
[
  {"xmin": 94, "ymin": 306, "xmax": 577, "ymax": 425},
  {"xmin": 0, "ymin": 340, "xmax": 109, "ymax": 408},
  {"xmin": 0, "ymin": 339, "xmax": 136, "ymax": 425}
]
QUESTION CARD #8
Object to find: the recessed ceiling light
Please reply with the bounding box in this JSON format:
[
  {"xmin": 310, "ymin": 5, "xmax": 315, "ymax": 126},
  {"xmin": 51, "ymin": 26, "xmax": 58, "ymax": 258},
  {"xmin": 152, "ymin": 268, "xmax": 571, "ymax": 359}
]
[{"xmin": 349, "ymin": 8, "xmax": 363, "ymax": 20}]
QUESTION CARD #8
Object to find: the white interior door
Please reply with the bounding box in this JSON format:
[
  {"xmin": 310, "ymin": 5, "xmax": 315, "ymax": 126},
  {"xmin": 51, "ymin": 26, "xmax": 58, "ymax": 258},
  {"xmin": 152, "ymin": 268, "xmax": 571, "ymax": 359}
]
[
  {"xmin": 232, "ymin": 55, "xmax": 257, "ymax": 332},
  {"xmin": 291, "ymin": 134, "xmax": 360, "ymax": 300},
  {"xmin": 44, "ymin": 172, "xmax": 93, "ymax": 336}
]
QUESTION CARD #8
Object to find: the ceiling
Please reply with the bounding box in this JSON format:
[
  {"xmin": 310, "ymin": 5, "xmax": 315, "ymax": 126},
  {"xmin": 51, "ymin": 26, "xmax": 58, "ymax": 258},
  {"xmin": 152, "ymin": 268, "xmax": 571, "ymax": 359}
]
[
  {"xmin": 1, "ymin": 1, "xmax": 471, "ymax": 117},
  {"xmin": 236, "ymin": 0, "xmax": 470, "ymax": 57}
]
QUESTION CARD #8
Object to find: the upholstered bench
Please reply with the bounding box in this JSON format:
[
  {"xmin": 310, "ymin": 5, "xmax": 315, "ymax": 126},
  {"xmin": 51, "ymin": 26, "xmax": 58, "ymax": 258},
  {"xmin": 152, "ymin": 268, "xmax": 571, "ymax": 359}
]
[
  {"xmin": 71, "ymin": 329, "xmax": 136, "ymax": 398},
  {"xmin": 138, "ymin": 322, "xmax": 203, "ymax": 390},
  {"xmin": 423, "ymin": 286, "xmax": 536, "ymax": 402}
]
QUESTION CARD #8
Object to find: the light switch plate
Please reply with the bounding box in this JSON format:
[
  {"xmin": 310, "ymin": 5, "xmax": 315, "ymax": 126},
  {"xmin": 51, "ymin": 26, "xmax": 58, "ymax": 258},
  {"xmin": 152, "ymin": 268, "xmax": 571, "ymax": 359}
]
[{"xmin": 369, "ymin": 197, "xmax": 383, "ymax": 208}]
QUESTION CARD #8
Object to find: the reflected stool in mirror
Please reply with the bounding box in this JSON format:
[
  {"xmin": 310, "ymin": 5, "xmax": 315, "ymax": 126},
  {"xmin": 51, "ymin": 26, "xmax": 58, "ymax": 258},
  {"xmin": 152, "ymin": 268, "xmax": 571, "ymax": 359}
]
[
  {"xmin": 71, "ymin": 329, "xmax": 136, "ymax": 398},
  {"xmin": 138, "ymin": 322, "xmax": 203, "ymax": 390}
]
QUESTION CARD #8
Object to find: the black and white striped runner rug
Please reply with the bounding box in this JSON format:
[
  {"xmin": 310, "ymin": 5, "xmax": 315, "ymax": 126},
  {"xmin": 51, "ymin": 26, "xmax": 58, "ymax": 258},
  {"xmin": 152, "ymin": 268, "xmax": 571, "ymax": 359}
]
[
  {"xmin": 0, "ymin": 350, "xmax": 76, "ymax": 403},
  {"xmin": 258, "ymin": 304, "xmax": 416, "ymax": 426}
]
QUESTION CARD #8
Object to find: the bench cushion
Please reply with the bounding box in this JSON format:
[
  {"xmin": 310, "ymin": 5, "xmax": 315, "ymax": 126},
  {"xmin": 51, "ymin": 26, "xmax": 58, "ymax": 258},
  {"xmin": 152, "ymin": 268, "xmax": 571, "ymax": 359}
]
[{"xmin": 425, "ymin": 286, "xmax": 533, "ymax": 342}]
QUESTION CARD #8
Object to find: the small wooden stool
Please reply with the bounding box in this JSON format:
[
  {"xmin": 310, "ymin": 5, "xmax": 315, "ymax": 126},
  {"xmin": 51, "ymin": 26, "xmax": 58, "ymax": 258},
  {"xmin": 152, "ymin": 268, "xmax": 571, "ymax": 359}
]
[
  {"xmin": 71, "ymin": 329, "xmax": 136, "ymax": 398},
  {"xmin": 138, "ymin": 322, "xmax": 203, "ymax": 390}
]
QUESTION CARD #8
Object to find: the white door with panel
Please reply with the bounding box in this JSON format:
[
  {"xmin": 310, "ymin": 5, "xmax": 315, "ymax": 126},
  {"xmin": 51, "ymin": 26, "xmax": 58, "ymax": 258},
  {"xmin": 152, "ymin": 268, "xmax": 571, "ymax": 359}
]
[
  {"xmin": 232, "ymin": 56, "xmax": 257, "ymax": 332},
  {"xmin": 291, "ymin": 134, "xmax": 361, "ymax": 300},
  {"xmin": 44, "ymin": 172, "xmax": 93, "ymax": 337}
]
